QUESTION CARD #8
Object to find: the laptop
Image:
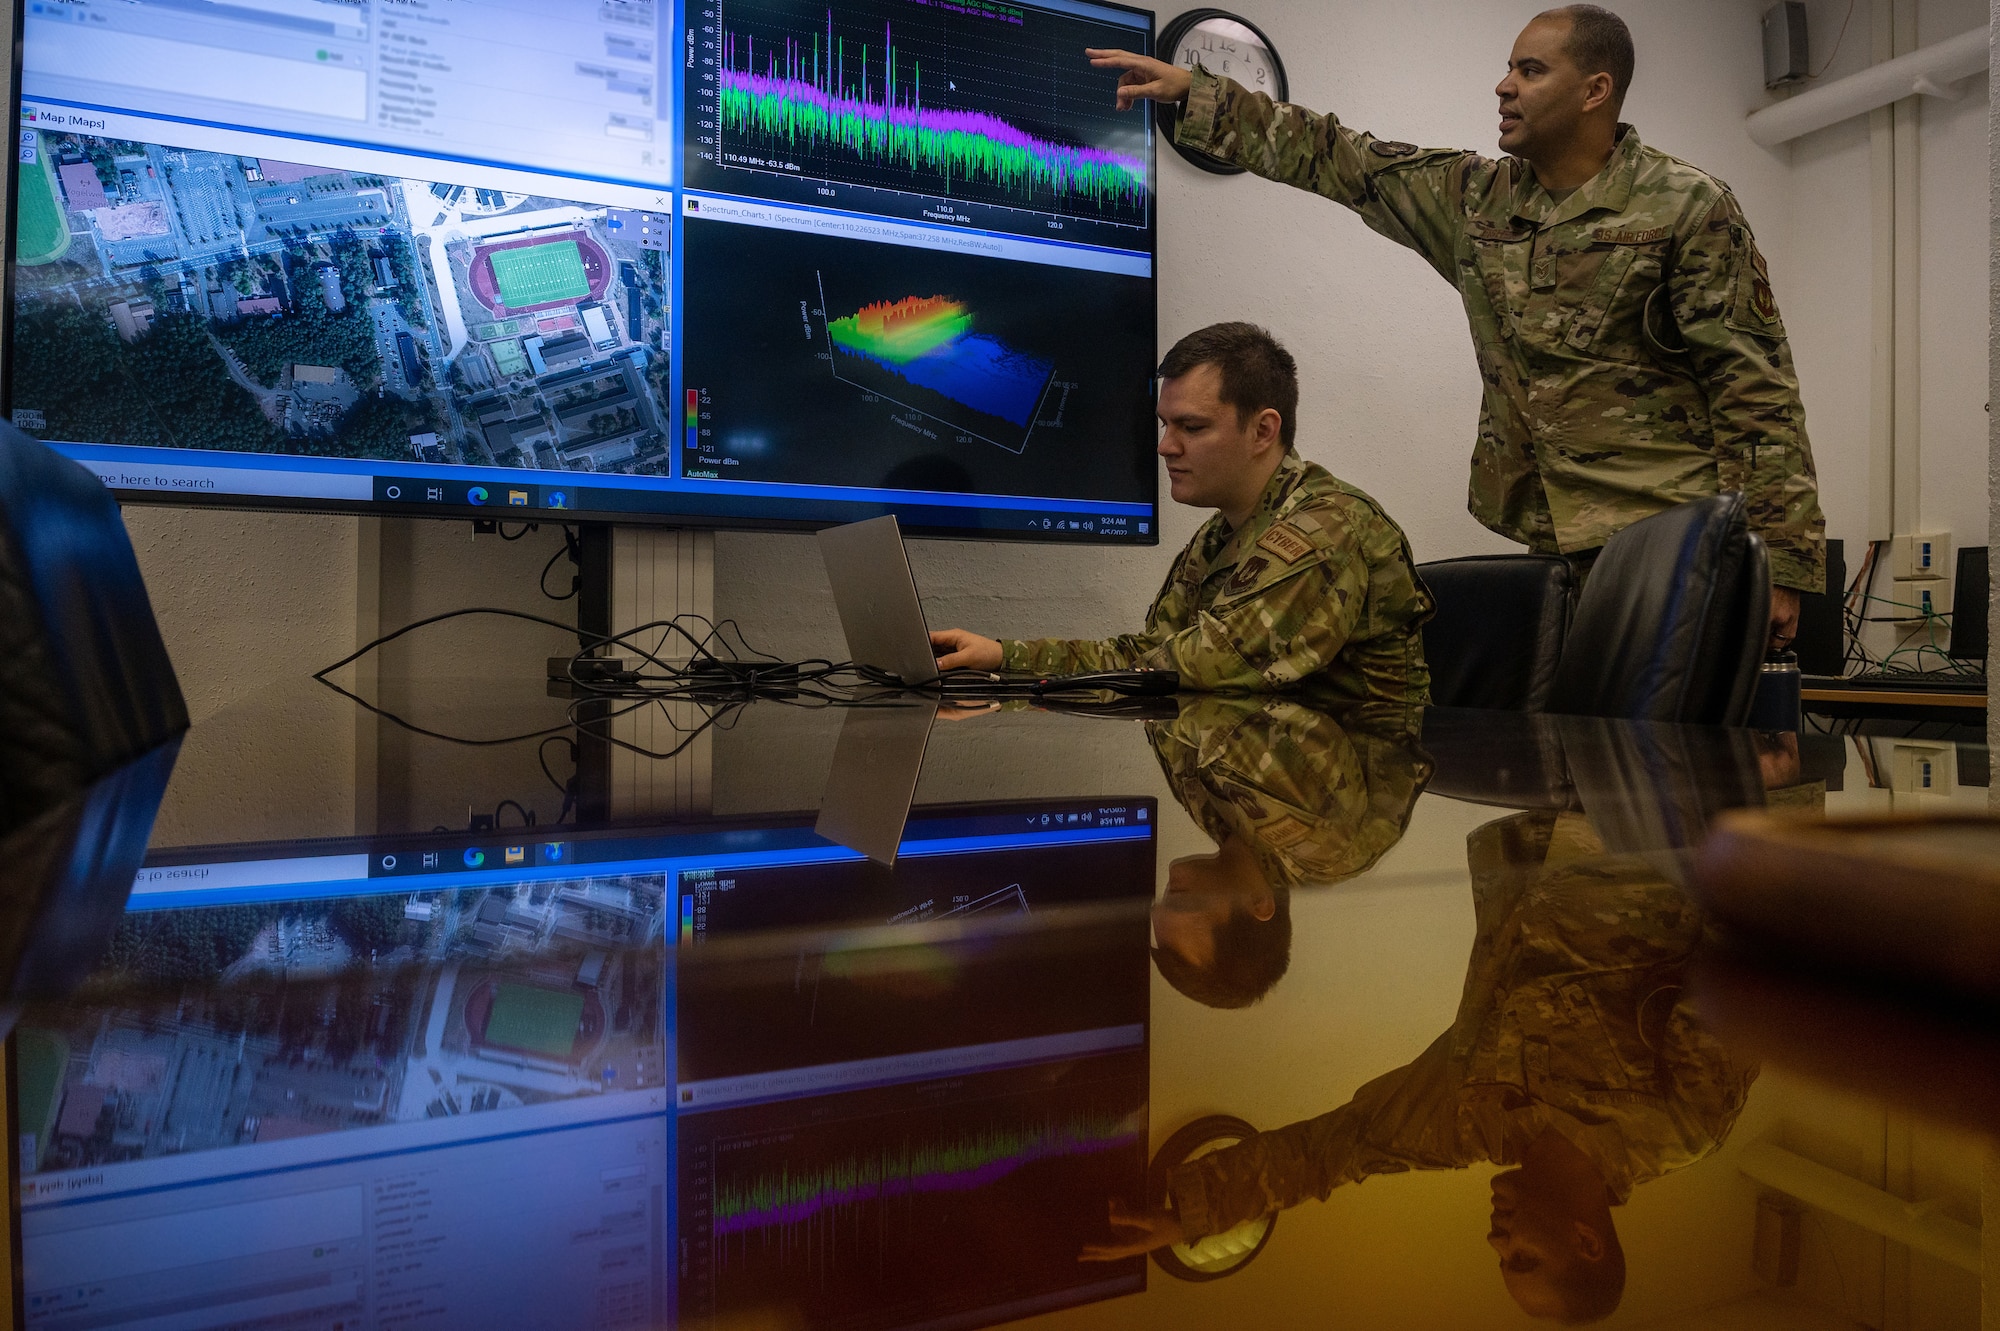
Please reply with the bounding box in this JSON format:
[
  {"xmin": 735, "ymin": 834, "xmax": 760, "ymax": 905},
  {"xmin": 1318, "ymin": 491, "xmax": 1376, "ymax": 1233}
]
[
  {"xmin": 815, "ymin": 515, "xmax": 1180, "ymax": 696},
  {"xmin": 816, "ymin": 514, "xmax": 943, "ymax": 686},
  {"xmin": 814, "ymin": 698, "xmax": 937, "ymax": 864}
]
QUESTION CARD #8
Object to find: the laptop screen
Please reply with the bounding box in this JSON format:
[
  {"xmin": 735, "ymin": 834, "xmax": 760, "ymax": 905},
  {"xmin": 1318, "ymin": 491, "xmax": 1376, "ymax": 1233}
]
[{"xmin": 13, "ymin": 799, "xmax": 1154, "ymax": 1330}]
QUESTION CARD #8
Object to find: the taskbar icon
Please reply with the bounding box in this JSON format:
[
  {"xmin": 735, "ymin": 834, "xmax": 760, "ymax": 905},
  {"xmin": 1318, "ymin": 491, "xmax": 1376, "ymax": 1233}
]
[{"xmin": 372, "ymin": 476, "xmax": 577, "ymax": 513}]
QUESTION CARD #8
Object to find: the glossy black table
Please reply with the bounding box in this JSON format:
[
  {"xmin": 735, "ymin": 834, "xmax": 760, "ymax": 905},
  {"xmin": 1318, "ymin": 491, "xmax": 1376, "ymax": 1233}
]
[{"xmin": 5, "ymin": 680, "xmax": 1992, "ymax": 1330}]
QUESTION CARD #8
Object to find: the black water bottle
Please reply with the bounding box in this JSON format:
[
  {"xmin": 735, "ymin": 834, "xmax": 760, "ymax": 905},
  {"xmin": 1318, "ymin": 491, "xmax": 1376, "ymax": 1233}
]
[{"xmin": 1747, "ymin": 649, "xmax": 1802, "ymax": 731}]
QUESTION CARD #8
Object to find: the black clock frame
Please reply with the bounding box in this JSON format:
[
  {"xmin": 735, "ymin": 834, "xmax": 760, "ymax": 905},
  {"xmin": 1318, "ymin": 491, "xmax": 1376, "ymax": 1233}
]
[{"xmin": 1155, "ymin": 8, "xmax": 1290, "ymax": 176}]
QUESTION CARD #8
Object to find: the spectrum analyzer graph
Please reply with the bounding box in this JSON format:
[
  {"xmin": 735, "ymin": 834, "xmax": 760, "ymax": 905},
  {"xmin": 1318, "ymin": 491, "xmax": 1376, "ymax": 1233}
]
[
  {"xmin": 719, "ymin": 19, "xmax": 1145, "ymax": 210},
  {"xmin": 712, "ymin": 1112, "xmax": 1139, "ymax": 1242},
  {"xmin": 678, "ymin": 1067, "xmax": 1148, "ymax": 1328},
  {"xmin": 686, "ymin": 0, "xmax": 1153, "ymax": 242},
  {"xmin": 823, "ymin": 291, "xmax": 1056, "ymax": 449}
]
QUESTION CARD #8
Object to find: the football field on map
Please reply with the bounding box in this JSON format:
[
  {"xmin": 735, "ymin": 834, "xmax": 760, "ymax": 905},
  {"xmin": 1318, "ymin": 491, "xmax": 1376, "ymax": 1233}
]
[
  {"xmin": 489, "ymin": 240, "xmax": 589, "ymax": 308},
  {"xmin": 484, "ymin": 984, "xmax": 586, "ymax": 1057}
]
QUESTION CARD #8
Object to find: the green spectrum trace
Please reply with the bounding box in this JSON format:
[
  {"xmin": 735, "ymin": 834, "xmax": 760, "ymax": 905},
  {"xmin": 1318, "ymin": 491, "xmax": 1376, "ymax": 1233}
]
[
  {"xmin": 718, "ymin": 14, "xmax": 1147, "ymax": 209},
  {"xmin": 712, "ymin": 1111, "xmax": 1140, "ymax": 1237}
]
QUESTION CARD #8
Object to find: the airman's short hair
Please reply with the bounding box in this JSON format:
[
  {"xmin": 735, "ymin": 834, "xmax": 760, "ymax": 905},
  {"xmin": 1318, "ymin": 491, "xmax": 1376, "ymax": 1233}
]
[
  {"xmin": 1150, "ymin": 890, "xmax": 1292, "ymax": 1008},
  {"xmin": 1538, "ymin": 5, "xmax": 1636, "ymax": 113},
  {"xmin": 1158, "ymin": 322, "xmax": 1299, "ymax": 452},
  {"xmin": 1546, "ymin": 1230, "xmax": 1626, "ymax": 1324}
]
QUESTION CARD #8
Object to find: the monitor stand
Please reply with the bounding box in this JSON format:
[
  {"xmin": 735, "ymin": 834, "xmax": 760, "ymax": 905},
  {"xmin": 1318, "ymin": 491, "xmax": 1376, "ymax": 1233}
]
[
  {"xmin": 570, "ymin": 522, "xmax": 715, "ymax": 663},
  {"xmin": 352, "ymin": 517, "xmax": 715, "ymax": 834},
  {"xmin": 568, "ymin": 522, "xmax": 716, "ymax": 825}
]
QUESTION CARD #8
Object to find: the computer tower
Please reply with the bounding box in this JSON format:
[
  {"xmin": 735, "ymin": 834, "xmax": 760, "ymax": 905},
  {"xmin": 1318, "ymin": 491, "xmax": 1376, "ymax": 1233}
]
[
  {"xmin": 1792, "ymin": 538, "xmax": 1846, "ymax": 676},
  {"xmin": 1949, "ymin": 546, "xmax": 1988, "ymax": 663}
]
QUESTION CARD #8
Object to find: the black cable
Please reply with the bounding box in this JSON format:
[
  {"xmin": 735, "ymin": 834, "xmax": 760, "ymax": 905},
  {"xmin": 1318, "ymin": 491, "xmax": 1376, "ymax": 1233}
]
[
  {"xmin": 1840, "ymin": 540, "xmax": 1874, "ymax": 674},
  {"xmin": 538, "ymin": 735, "xmax": 576, "ymax": 797},
  {"xmin": 497, "ymin": 522, "xmax": 538, "ymax": 542},
  {"xmin": 539, "ymin": 735, "xmax": 579, "ymax": 824},
  {"xmin": 540, "ymin": 525, "xmax": 582, "ymax": 601},
  {"xmin": 1809, "ymin": 0, "xmax": 1858, "ymax": 79},
  {"xmin": 318, "ymin": 605, "xmax": 1166, "ymax": 771},
  {"xmin": 325, "ymin": 662, "xmax": 740, "ymax": 766},
  {"xmin": 495, "ymin": 798, "xmax": 536, "ymax": 828}
]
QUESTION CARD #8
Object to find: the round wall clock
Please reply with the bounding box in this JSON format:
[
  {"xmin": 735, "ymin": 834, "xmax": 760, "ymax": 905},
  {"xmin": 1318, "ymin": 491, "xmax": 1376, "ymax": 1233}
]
[
  {"xmin": 1156, "ymin": 9, "xmax": 1290, "ymax": 175},
  {"xmin": 1147, "ymin": 1115, "xmax": 1279, "ymax": 1280}
]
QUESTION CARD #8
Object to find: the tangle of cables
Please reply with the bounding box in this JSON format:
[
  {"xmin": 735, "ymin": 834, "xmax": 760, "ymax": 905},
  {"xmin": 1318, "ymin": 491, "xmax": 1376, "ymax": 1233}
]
[
  {"xmin": 1842, "ymin": 539, "xmax": 1982, "ymax": 680},
  {"xmin": 312, "ymin": 606, "xmax": 1148, "ymax": 825}
]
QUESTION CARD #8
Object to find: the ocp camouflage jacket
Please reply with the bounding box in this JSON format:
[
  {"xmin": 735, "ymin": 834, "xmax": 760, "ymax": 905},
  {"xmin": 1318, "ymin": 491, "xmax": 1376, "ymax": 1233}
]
[
  {"xmin": 1178, "ymin": 68, "xmax": 1827, "ymax": 591},
  {"xmin": 1001, "ymin": 454, "xmax": 1432, "ymax": 714}
]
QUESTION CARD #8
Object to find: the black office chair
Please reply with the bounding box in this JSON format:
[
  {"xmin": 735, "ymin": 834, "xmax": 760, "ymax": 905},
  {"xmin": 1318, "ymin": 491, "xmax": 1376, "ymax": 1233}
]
[
  {"xmin": 1416, "ymin": 554, "xmax": 1575, "ymax": 710},
  {"xmin": 1419, "ymin": 706, "xmax": 1576, "ymax": 810},
  {"xmin": 1546, "ymin": 493, "xmax": 1770, "ymax": 726},
  {"xmin": 0, "ymin": 425, "xmax": 187, "ymax": 1002},
  {"xmin": 0, "ymin": 422, "xmax": 188, "ymax": 837}
]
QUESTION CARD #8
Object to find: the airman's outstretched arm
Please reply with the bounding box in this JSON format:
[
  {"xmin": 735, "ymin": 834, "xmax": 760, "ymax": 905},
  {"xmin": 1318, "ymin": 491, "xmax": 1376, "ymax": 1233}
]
[{"xmin": 1089, "ymin": 49, "xmax": 1476, "ymax": 281}]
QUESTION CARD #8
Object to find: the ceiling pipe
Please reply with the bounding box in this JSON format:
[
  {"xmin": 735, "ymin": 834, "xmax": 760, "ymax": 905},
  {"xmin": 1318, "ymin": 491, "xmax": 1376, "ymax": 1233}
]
[{"xmin": 1745, "ymin": 25, "xmax": 1989, "ymax": 147}]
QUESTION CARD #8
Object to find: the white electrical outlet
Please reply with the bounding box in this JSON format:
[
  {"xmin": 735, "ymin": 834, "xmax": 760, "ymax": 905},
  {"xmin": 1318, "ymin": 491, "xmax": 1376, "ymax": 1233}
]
[
  {"xmin": 1890, "ymin": 742, "xmax": 1956, "ymax": 796},
  {"xmin": 1887, "ymin": 574, "xmax": 1952, "ymax": 624},
  {"xmin": 1893, "ymin": 531, "xmax": 1952, "ymax": 579}
]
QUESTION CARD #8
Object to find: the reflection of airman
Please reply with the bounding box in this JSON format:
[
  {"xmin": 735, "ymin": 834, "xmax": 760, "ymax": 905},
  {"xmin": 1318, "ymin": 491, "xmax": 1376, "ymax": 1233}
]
[
  {"xmin": 1090, "ymin": 810, "xmax": 1756, "ymax": 1323},
  {"xmin": 1147, "ymin": 696, "xmax": 1431, "ymax": 1007}
]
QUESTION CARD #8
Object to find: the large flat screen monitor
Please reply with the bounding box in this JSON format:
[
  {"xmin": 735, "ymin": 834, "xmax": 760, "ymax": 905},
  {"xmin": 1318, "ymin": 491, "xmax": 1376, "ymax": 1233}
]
[{"xmin": 5, "ymin": 0, "xmax": 1159, "ymax": 543}]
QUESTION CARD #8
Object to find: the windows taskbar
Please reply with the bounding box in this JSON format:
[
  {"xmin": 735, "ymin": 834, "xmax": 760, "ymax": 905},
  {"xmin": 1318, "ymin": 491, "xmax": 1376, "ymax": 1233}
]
[
  {"xmin": 54, "ymin": 442, "xmax": 1154, "ymax": 540},
  {"xmin": 362, "ymin": 476, "xmax": 1154, "ymax": 539}
]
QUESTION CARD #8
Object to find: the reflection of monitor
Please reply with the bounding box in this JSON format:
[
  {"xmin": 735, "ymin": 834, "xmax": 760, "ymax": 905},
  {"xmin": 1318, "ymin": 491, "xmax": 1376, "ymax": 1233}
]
[
  {"xmin": 6, "ymin": 0, "xmax": 1158, "ymax": 543},
  {"xmin": 12, "ymin": 797, "xmax": 1154, "ymax": 1329},
  {"xmin": 674, "ymin": 800, "xmax": 1155, "ymax": 1329}
]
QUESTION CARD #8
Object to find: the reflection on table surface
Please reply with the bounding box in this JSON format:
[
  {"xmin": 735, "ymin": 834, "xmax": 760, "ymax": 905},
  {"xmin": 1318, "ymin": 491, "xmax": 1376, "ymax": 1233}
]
[{"xmin": 8, "ymin": 679, "xmax": 1995, "ymax": 1330}]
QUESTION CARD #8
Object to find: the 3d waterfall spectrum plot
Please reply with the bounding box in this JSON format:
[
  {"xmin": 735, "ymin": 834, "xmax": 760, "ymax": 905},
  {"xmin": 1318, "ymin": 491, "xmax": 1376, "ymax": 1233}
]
[{"xmin": 825, "ymin": 292, "xmax": 1055, "ymax": 451}]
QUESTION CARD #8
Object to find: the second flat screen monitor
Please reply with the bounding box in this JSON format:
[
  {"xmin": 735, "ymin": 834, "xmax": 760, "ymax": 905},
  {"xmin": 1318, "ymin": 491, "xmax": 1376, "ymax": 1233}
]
[{"xmin": 5, "ymin": 0, "xmax": 1158, "ymax": 542}]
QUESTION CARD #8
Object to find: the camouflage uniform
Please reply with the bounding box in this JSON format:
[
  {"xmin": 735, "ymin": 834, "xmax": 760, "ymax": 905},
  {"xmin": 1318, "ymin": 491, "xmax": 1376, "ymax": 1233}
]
[
  {"xmin": 1000, "ymin": 453, "xmax": 1435, "ymax": 703},
  {"xmin": 1167, "ymin": 810, "xmax": 1756, "ymax": 1239},
  {"xmin": 1148, "ymin": 695, "xmax": 1432, "ymax": 886},
  {"xmin": 1177, "ymin": 69, "xmax": 1827, "ymax": 593}
]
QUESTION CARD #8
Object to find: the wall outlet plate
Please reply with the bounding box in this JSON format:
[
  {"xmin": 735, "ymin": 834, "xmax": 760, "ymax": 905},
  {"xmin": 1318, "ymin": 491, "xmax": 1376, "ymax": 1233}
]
[
  {"xmin": 1887, "ymin": 574, "xmax": 1951, "ymax": 624},
  {"xmin": 1890, "ymin": 742, "xmax": 1956, "ymax": 796},
  {"xmin": 1892, "ymin": 531, "xmax": 1952, "ymax": 579}
]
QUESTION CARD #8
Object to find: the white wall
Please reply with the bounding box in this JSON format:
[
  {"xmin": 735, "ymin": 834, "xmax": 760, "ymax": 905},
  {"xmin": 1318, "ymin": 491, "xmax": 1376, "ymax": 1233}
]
[
  {"xmin": 1785, "ymin": 0, "xmax": 1992, "ymax": 579},
  {"xmin": 1912, "ymin": 0, "xmax": 1994, "ymax": 552}
]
